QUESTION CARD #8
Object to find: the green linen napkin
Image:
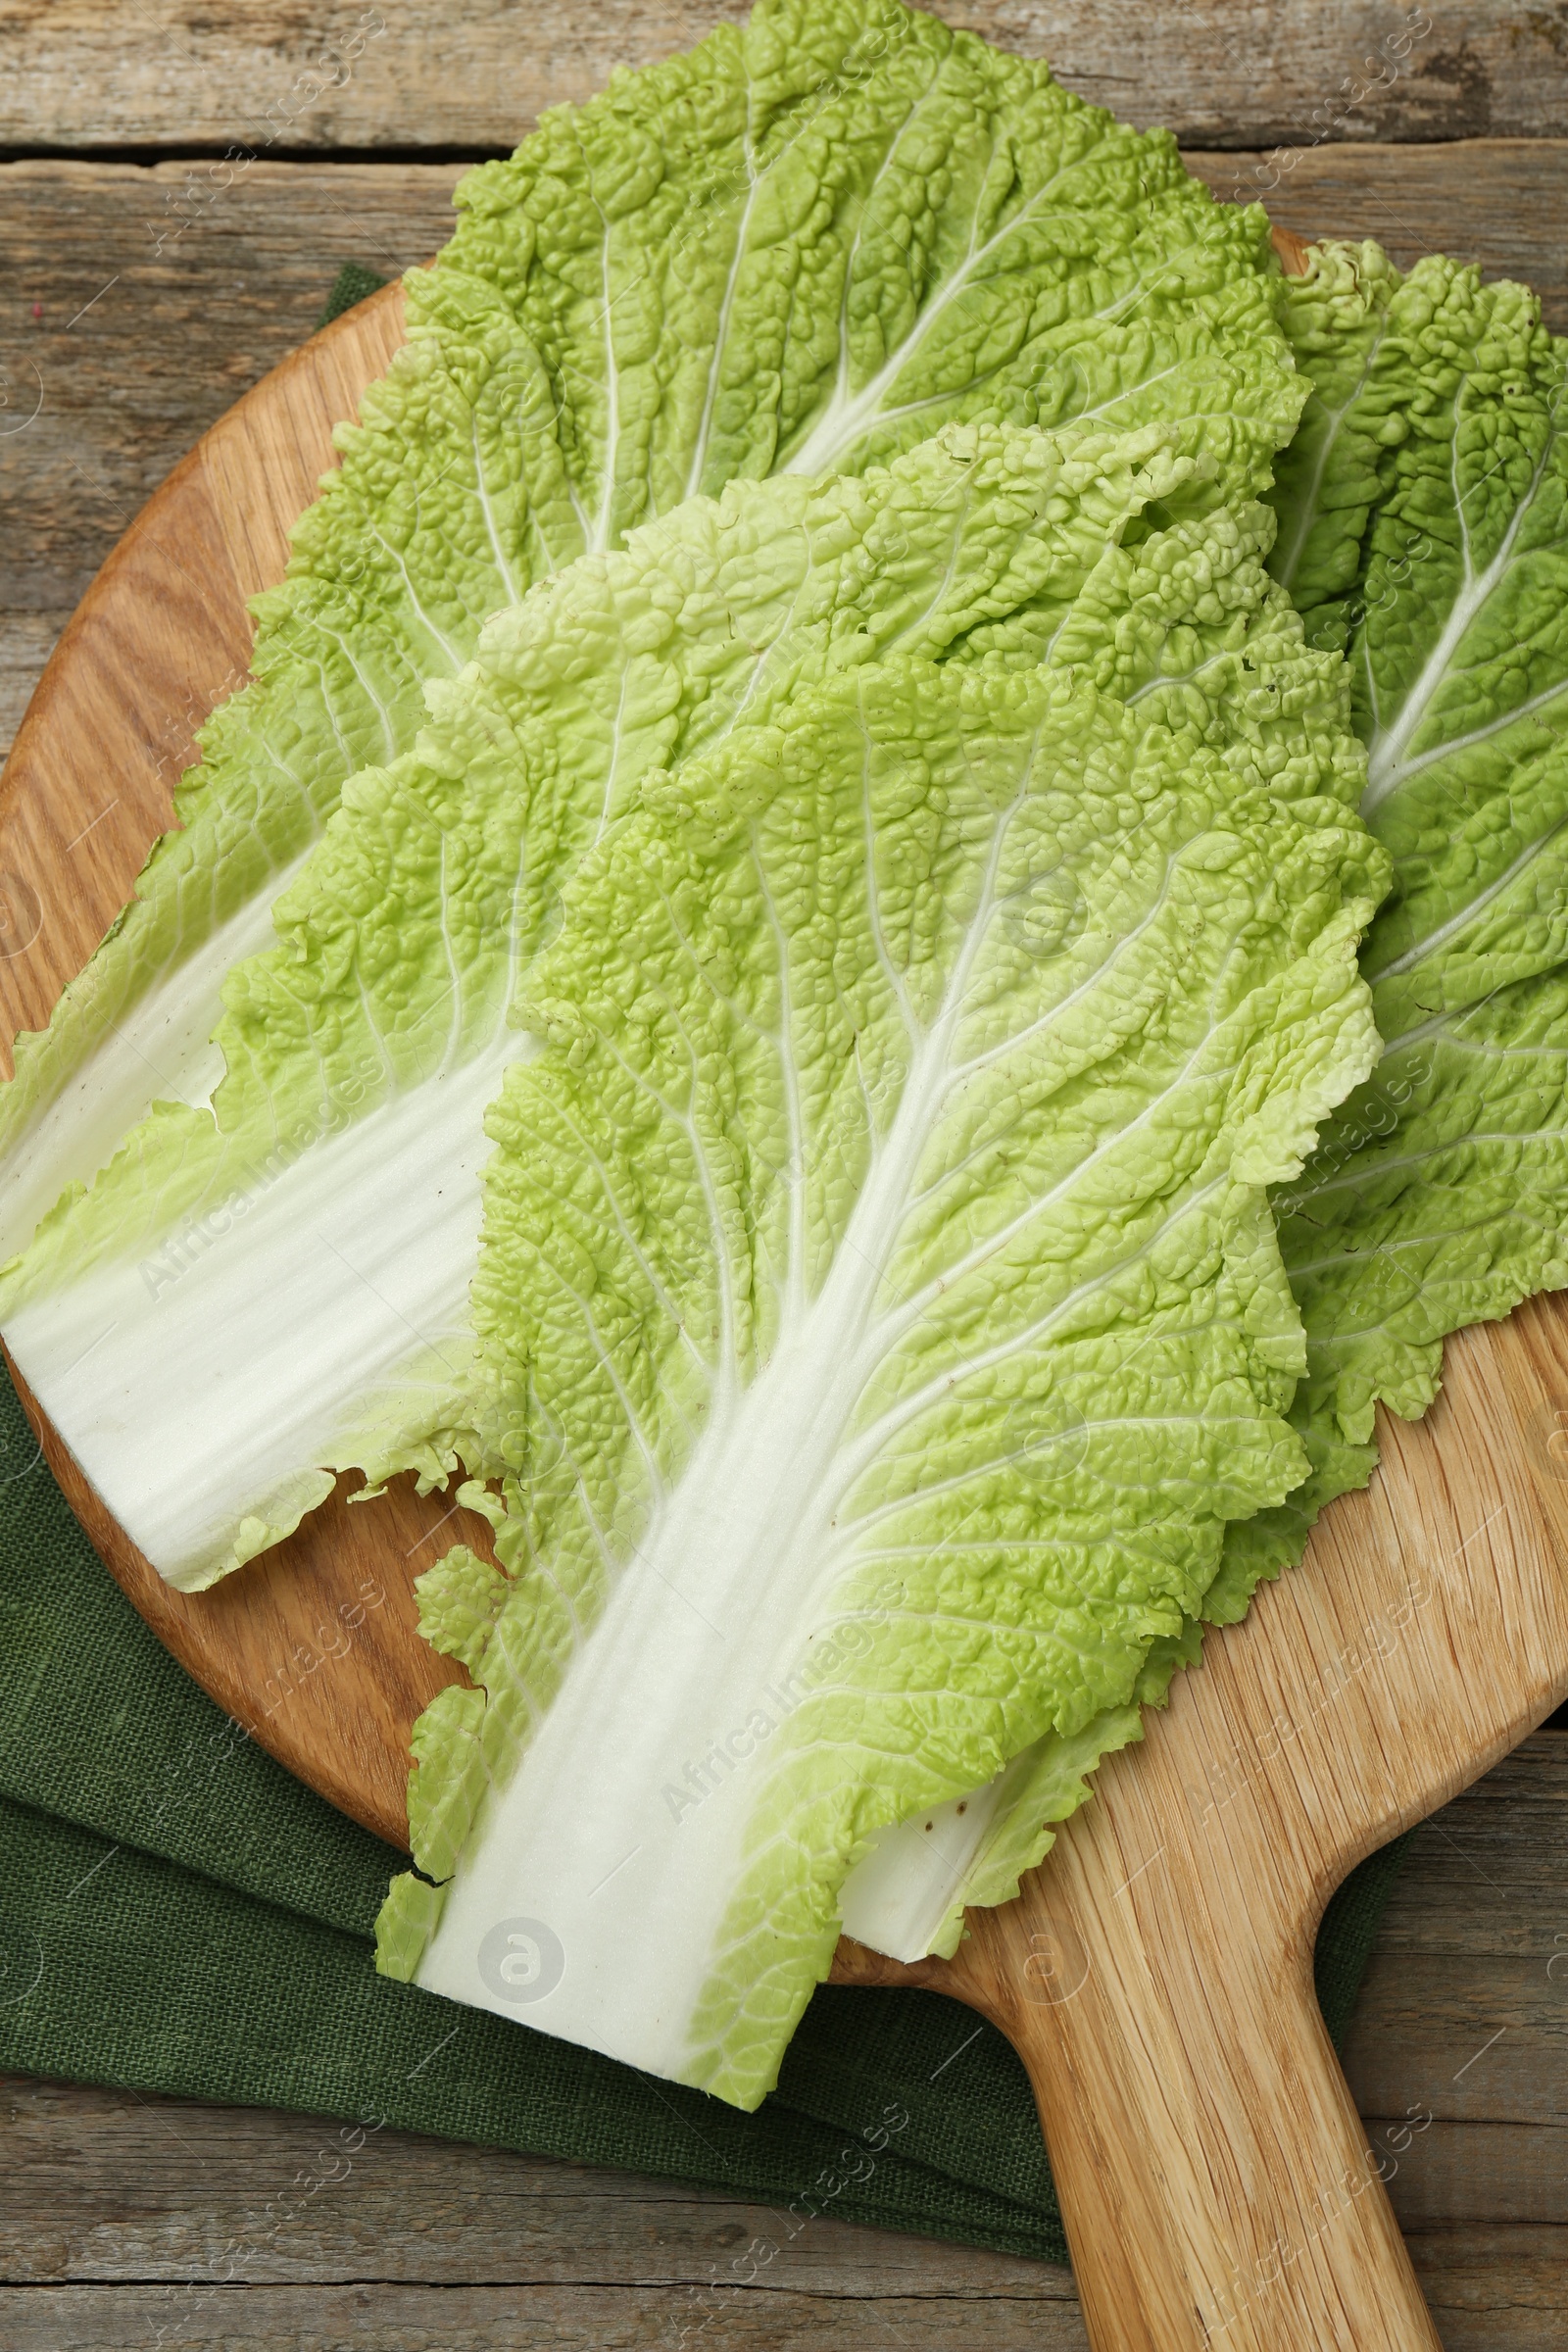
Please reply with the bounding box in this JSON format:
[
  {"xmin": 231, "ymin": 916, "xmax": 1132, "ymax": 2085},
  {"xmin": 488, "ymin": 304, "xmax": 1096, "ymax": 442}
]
[
  {"xmin": 0, "ymin": 265, "xmax": 1408, "ymax": 2265},
  {"xmin": 317, "ymin": 262, "xmax": 391, "ymax": 327},
  {"xmin": 0, "ymin": 1355, "xmax": 1406, "ymax": 2268}
]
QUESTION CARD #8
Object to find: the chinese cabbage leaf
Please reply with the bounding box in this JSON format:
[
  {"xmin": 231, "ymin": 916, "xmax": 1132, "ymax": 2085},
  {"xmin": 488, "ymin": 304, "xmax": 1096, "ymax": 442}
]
[
  {"xmin": 1218, "ymin": 241, "xmax": 1568, "ymax": 1604},
  {"xmin": 375, "ymin": 648, "xmax": 1383, "ymax": 2106}
]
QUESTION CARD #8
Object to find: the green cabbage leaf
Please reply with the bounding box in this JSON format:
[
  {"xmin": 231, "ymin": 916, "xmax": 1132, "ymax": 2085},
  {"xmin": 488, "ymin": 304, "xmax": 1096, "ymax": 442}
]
[
  {"xmin": 375, "ymin": 637, "xmax": 1383, "ymax": 2108},
  {"xmin": 1217, "ymin": 241, "xmax": 1568, "ymax": 1605},
  {"xmin": 0, "ymin": 266, "xmax": 576, "ymax": 1263}
]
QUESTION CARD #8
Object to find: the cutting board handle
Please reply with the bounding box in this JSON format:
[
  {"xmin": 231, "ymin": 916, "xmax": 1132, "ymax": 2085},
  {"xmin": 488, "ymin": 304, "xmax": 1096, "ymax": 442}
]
[{"xmin": 946, "ymin": 1795, "xmax": 1441, "ymax": 2348}]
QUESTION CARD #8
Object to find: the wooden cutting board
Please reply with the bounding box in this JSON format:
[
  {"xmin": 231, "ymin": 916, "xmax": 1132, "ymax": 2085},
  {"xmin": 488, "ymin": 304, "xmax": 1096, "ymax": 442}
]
[{"xmin": 5, "ymin": 242, "xmax": 1568, "ymax": 2350}]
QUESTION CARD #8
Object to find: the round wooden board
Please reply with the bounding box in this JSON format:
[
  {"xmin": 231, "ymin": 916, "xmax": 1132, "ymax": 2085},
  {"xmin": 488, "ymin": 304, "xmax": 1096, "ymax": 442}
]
[{"xmin": 4, "ymin": 229, "xmax": 1567, "ymax": 2348}]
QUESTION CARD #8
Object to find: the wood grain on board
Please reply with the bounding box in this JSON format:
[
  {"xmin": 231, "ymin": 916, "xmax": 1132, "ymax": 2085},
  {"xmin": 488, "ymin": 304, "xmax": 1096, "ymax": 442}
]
[{"xmin": 3, "ymin": 0, "xmax": 1565, "ymax": 153}]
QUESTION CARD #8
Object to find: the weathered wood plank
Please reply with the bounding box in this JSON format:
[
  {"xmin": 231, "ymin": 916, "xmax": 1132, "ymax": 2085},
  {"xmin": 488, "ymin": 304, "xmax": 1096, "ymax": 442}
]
[
  {"xmin": 1375, "ymin": 2122, "xmax": 1568, "ymax": 2228},
  {"xmin": 1, "ymin": 0, "xmax": 1564, "ymax": 154},
  {"xmin": 1408, "ymin": 2228, "xmax": 1568, "ymax": 2349},
  {"xmin": 1190, "ymin": 137, "xmax": 1568, "ymax": 325},
  {"xmin": 0, "ymin": 2280, "xmax": 1087, "ymax": 2350},
  {"xmin": 1341, "ymin": 1735, "xmax": 1568, "ymax": 2250},
  {"xmin": 0, "ymin": 162, "xmax": 458, "ymax": 615},
  {"xmin": 0, "ymin": 2244, "xmax": 1556, "ymax": 2350},
  {"xmin": 0, "ymin": 2256, "xmax": 1558, "ymax": 2352},
  {"xmin": 1348, "ymin": 1953, "xmax": 1568, "ymax": 2127},
  {"xmin": 0, "ymin": 2073, "xmax": 1071, "ymax": 2295},
  {"xmin": 1345, "ymin": 1737, "xmax": 1568, "ymax": 2102},
  {"xmin": 0, "ymin": 2216, "xmax": 1561, "ymax": 2348},
  {"xmin": 2, "ymin": 2065, "xmax": 1562, "ymax": 2273},
  {"xmin": 1354, "ymin": 1739, "xmax": 1568, "ymax": 1957}
]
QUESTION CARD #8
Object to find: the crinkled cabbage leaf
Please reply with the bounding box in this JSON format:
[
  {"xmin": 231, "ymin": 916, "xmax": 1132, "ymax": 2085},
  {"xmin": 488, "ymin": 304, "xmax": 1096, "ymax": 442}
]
[
  {"xmin": 375, "ymin": 641, "xmax": 1383, "ymax": 2107},
  {"xmin": 1215, "ymin": 241, "xmax": 1568, "ymax": 1608},
  {"xmin": 0, "ymin": 0, "xmax": 1299, "ymax": 1265}
]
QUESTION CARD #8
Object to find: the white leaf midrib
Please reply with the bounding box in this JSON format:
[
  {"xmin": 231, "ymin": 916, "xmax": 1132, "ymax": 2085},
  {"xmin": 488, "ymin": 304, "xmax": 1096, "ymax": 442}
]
[{"xmin": 577, "ymin": 762, "xmax": 1235, "ymax": 1599}]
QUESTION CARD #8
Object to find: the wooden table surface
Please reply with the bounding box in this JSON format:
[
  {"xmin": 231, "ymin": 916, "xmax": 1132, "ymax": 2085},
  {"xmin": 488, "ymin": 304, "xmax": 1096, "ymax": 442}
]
[{"xmin": 2, "ymin": 5, "xmax": 1566, "ymax": 2343}]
